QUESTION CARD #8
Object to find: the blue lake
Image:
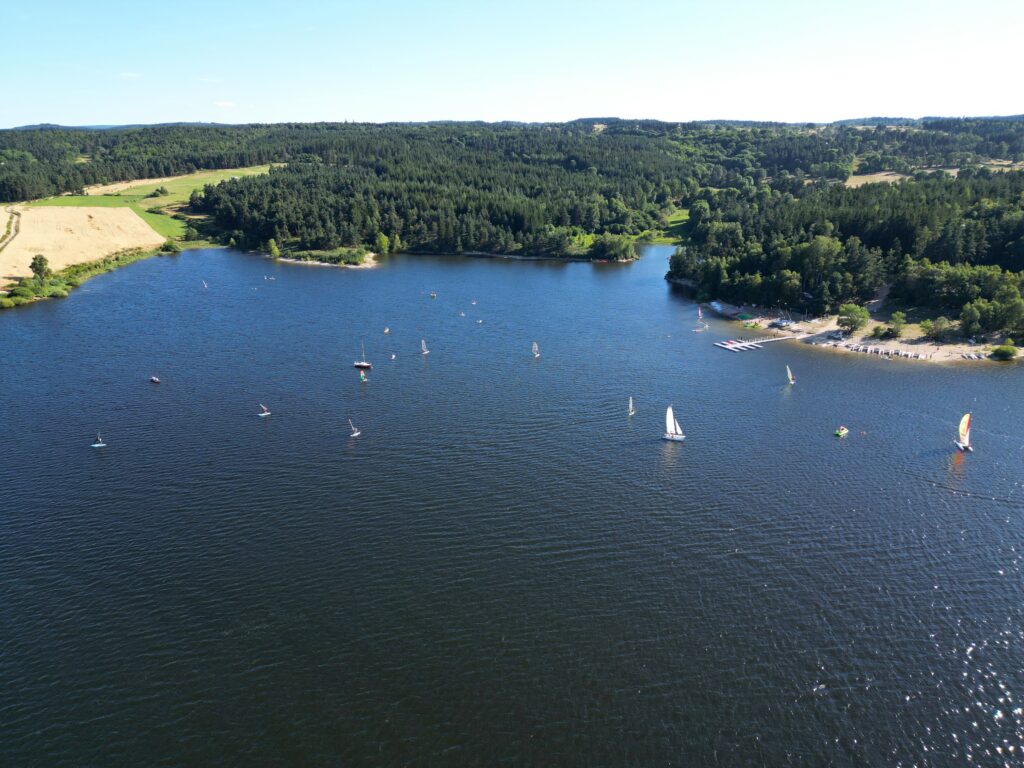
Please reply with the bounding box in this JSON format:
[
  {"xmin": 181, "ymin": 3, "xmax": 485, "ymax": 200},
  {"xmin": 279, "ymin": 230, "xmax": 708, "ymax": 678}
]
[{"xmin": 1, "ymin": 245, "xmax": 1023, "ymax": 765}]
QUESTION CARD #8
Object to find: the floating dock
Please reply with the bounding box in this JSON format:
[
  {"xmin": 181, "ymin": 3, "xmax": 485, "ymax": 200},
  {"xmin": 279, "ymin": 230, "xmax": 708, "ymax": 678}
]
[{"xmin": 714, "ymin": 334, "xmax": 810, "ymax": 352}]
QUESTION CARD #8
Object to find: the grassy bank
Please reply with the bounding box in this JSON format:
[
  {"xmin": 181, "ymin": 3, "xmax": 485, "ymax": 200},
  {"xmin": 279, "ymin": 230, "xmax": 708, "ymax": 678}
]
[
  {"xmin": 644, "ymin": 208, "xmax": 690, "ymax": 244},
  {"xmin": 0, "ymin": 245, "xmax": 175, "ymax": 310}
]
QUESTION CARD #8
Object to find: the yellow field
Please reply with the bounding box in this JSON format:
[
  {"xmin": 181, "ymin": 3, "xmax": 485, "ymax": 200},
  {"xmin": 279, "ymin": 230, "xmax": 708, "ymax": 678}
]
[{"xmin": 1, "ymin": 206, "xmax": 165, "ymax": 282}]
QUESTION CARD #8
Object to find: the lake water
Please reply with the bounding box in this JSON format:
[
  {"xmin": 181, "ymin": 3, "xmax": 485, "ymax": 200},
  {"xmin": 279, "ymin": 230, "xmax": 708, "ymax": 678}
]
[{"xmin": 2, "ymin": 245, "xmax": 1023, "ymax": 765}]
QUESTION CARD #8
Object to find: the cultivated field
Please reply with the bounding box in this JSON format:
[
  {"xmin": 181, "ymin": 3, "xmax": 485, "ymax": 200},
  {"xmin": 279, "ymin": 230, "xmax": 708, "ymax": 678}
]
[
  {"xmin": 845, "ymin": 171, "xmax": 911, "ymax": 188},
  {"xmin": 0, "ymin": 206, "xmax": 165, "ymax": 281},
  {"xmin": 30, "ymin": 165, "xmax": 273, "ymax": 239}
]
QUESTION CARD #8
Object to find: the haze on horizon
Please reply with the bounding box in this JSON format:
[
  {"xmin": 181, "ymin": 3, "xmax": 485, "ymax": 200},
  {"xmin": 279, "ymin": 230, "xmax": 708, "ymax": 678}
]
[{"xmin": 4, "ymin": 0, "xmax": 1022, "ymax": 129}]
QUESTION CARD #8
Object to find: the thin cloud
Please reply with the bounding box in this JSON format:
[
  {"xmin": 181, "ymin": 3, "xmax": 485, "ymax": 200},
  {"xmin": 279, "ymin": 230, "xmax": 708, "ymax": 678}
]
[
  {"xmin": 212, "ymin": 100, "xmax": 236, "ymax": 109},
  {"xmin": 119, "ymin": 72, "xmax": 143, "ymax": 79}
]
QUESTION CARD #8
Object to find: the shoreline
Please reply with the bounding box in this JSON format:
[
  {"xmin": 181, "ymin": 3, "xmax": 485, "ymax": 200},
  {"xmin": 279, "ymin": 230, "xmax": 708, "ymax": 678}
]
[
  {"xmin": 275, "ymin": 252, "xmax": 378, "ymax": 270},
  {"xmin": 699, "ymin": 297, "xmax": 1008, "ymax": 365}
]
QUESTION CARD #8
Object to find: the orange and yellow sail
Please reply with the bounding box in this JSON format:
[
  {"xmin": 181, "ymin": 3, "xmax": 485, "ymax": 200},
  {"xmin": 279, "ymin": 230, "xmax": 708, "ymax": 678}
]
[{"xmin": 958, "ymin": 413, "xmax": 971, "ymax": 446}]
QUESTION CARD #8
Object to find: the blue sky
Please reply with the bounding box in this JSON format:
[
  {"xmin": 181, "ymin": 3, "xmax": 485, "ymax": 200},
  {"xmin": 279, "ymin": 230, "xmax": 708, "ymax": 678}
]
[{"xmin": 3, "ymin": 0, "xmax": 1021, "ymax": 127}]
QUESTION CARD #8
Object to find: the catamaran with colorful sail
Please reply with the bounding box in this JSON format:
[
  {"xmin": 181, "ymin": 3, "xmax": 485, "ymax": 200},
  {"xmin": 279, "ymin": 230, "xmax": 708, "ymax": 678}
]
[
  {"xmin": 787, "ymin": 365, "xmax": 796, "ymax": 385},
  {"xmin": 954, "ymin": 412, "xmax": 973, "ymax": 452},
  {"xmin": 662, "ymin": 406, "xmax": 685, "ymax": 442}
]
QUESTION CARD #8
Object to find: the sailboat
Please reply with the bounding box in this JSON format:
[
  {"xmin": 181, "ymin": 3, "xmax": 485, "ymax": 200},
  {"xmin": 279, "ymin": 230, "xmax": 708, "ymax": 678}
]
[
  {"xmin": 786, "ymin": 365, "xmax": 796, "ymax": 385},
  {"xmin": 258, "ymin": 403, "xmax": 271, "ymax": 418},
  {"xmin": 628, "ymin": 396, "xmax": 636, "ymax": 417},
  {"xmin": 354, "ymin": 341, "xmax": 372, "ymax": 369},
  {"xmin": 532, "ymin": 341, "xmax": 540, "ymax": 359},
  {"xmin": 662, "ymin": 406, "xmax": 685, "ymax": 442},
  {"xmin": 421, "ymin": 339, "xmax": 430, "ymax": 355},
  {"xmin": 698, "ymin": 305, "xmax": 703, "ymax": 322},
  {"xmin": 954, "ymin": 412, "xmax": 973, "ymax": 452},
  {"xmin": 384, "ymin": 327, "xmax": 390, "ymax": 335},
  {"xmin": 359, "ymin": 369, "xmax": 368, "ymax": 383},
  {"xmin": 202, "ymin": 280, "xmax": 208, "ymax": 289},
  {"xmin": 91, "ymin": 432, "xmax": 106, "ymax": 448},
  {"xmin": 348, "ymin": 418, "xmax": 361, "ymax": 438}
]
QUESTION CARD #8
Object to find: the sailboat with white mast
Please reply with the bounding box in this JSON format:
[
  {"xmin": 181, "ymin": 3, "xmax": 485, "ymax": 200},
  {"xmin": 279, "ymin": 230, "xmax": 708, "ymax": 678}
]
[
  {"xmin": 662, "ymin": 406, "xmax": 685, "ymax": 442},
  {"xmin": 91, "ymin": 432, "xmax": 106, "ymax": 448},
  {"xmin": 348, "ymin": 419, "xmax": 361, "ymax": 438},
  {"xmin": 532, "ymin": 341, "xmax": 540, "ymax": 359},
  {"xmin": 354, "ymin": 341, "xmax": 372, "ymax": 369},
  {"xmin": 421, "ymin": 338, "xmax": 430, "ymax": 355},
  {"xmin": 628, "ymin": 396, "xmax": 636, "ymax": 417},
  {"xmin": 786, "ymin": 365, "xmax": 796, "ymax": 385},
  {"xmin": 954, "ymin": 412, "xmax": 973, "ymax": 452}
]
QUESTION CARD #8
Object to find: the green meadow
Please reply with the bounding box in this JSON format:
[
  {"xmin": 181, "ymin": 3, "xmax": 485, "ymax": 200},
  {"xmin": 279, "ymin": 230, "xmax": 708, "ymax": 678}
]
[{"xmin": 28, "ymin": 165, "xmax": 273, "ymax": 240}]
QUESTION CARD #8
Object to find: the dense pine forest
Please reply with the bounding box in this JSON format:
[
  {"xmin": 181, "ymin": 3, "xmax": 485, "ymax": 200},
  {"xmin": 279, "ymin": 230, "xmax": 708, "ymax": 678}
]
[{"xmin": 3, "ymin": 117, "xmax": 1024, "ymax": 323}]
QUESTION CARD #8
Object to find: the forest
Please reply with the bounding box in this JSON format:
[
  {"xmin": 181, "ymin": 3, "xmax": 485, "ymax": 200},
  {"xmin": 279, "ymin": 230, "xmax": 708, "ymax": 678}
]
[{"xmin": 3, "ymin": 118, "xmax": 1024, "ymax": 301}]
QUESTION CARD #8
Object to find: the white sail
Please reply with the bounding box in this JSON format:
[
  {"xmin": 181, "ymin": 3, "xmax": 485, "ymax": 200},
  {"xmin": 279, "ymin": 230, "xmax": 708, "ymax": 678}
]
[
  {"xmin": 674, "ymin": 417, "xmax": 682, "ymax": 434},
  {"xmin": 421, "ymin": 339, "xmax": 429, "ymax": 354},
  {"xmin": 629, "ymin": 396, "xmax": 635, "ymax": 416},
  {"xmin": 532, "ymin": 341, "xmax": 540, "ymax": 357},
  {"xmin": 665, "ymin": 406, "xmax": 676, "ymax": 435}
]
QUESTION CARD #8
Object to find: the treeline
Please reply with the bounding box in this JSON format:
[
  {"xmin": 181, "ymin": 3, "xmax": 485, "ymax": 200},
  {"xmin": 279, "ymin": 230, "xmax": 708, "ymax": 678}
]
[
  {"xmin": 668, "ymin": 169, "xmax": 1024, "ymax": 334},
  {"xmin": 190, "ymin": 123, "xmax": 697, "ymax": 258}
]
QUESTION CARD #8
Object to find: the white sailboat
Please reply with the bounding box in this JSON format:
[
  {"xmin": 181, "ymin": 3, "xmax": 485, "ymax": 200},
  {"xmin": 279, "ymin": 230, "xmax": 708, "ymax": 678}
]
[
  {"xmin": 628, "ymin": 396, "xmax": 636, "ymax": 417},
  {"xmin": 786, "ymin": 365, "xmax": 796, "ymax": 385},
  {"xmin": 421, "ymin": 338, "xmax": 430, "ymax": 355},
  {"xmin": 662, "ymin": 406, "xmax": 685, "ymax": 442},
  {"xmin": 202, "ymin": 280, "xmax": 208, "ymax": 289},
  {"xmin": 258, "ymin": 403, "xmax": 271, "ymax": 417},
  {"xmin": 348, "ymin": 418, "xmax": 361, "ymax": 438},
  {"xmin": 91, "ymin": 432, "xmax": 106, "ymax": 448},
  {"xmin": 954, "ymin": 412, "xmax": 973, "ymax": 452},
  {"xmin": 354, "ymin": 341, "xmax": 372, "ymax": 369},
  {"xmin": 532, "ymin": 341, "xmax": 540, "ymax": 359}
]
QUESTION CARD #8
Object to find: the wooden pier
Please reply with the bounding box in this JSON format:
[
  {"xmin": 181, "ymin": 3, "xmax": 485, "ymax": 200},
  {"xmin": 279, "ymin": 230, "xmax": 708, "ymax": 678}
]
[{"xmin": 714, "ymin": 334, "xmax": 810, "ymax": 352}]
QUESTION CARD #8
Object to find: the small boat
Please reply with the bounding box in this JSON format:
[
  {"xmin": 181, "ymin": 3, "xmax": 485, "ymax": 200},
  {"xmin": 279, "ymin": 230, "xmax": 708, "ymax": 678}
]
[
  {"xmin": 835, "ymin": 426, "xmax": 849, "ymax": 437},
  {"xmin": 662, "ymin": 406, "xmax": 685, "ymax": 442},
  {"xmin": 532, "ymin": 341, "xmax": 540, "ymax": 359},
  {"xmin": 786, "ymin": 365, "xmax": 795, "ymax": 385},
  {"xmin": 421, "ymin": 339, "xmax": 430, "ymax": 355},
  {"xmin": 459, "ymin": 311, "xmax": 465, "ymax": 317},
  {"xmin": 258, "ymin": 403, "xmax": 271, "ymax": 418},
  {"xmin": 628, "ymin": 396, "xmax": 636, "ymax": 417},
  {"xmin": 476, "ymin": 319, "xmax": 483, "ymax": 324},
  {"xmin": 390, "ymin": 353, "xmax": 396, "ymax": 360},
  {"xmin": 91, "ymin": 433, "xmax": 106, "ymax": 449},
  {"xmin": 384, "ymin": 327, "xmax": 390, "ymax": 335},
  {"xmin": 954, "ymin": 412, "xmax": 973, "ymax": 452},
  {"xmin": 150, "ymin": 376, "xmax": 160, "ymax": 384},
  {"xmin": 430, "ymin": 291, "xmax": 437, "ymax": 299},
  {"xmin": 348, "ymin": 418, "xmax": 361, "ymax": 438},
  {"xmin": 359, "ymin": 370, "xmax": 368, "ymax": 382},
  {"xmin": 354, "ymin": 341, "xmax": 372, "ymax": 369},
  {"xmin": 471, "ymin": 299, "xmax": 477, "ymax": 305},
  {"xmin": 202, "ymin": 280, "xmax": 208, "ymax": 289}
]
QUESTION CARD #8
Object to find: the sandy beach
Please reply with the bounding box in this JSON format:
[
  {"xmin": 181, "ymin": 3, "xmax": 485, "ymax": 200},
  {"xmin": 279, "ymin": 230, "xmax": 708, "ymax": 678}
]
[
  {"xmin": 276, "ymin": 252, "xmax": 378, "ymax": 270},
  {"xmin": 704, "ymin": 300, "xmax": 999, "ymax": 364}
]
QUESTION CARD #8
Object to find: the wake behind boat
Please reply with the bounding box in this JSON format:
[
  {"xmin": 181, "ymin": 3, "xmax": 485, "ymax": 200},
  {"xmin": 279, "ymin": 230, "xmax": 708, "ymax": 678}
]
[
  {"xmin": 662, "ymin": 406, "xmax": 685, "ymax": 442},
  {"xmin": 954, "ymin": 412, "xmax": 973, "ymax": 452}
]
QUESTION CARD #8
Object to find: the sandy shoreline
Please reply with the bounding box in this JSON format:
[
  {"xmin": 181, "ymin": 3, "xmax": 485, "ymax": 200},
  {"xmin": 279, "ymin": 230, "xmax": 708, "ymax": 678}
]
[
  {"xmin": 276, "ymin": 252, "xmax": 378, "ymax": 270},
  {"xmin": 700, "ymin": 298, "xmax": 1002, "ymax": 364}
]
